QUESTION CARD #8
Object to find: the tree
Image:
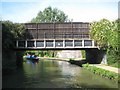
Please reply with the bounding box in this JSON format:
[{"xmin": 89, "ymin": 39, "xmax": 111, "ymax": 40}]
[
  {"xmin": 31, "ymin": 6, "xmax": 70, "ymax": 23},
  {"xmin": 90, "ymin": 19, "xmax": 119, "ymax": 67},
  {"xmin": 115, "ymin": 19, "xmax": 120, "ymax": 50},
  {"xmin": 2, "ymin": 21, "xmax": 15, "ymax": 49},
  {"xmin": 11, "ymin": 23, "xmax": 26, "ymax": 39},
  {"xmin": 2, "ymin": 21, "xmax": 26, "ymax": 49},
  {"xmin": 90, "ymin": 19, "xmax": 118, "ymax": 50}
]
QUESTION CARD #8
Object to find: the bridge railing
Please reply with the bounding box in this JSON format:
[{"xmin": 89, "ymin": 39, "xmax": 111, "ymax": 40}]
[{"xmin": 15, "ymin": 39, "xmax": 98, "ymax": 49}]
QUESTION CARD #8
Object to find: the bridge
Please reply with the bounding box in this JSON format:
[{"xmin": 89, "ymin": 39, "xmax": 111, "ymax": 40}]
[
  {"xmin": 15, "ymin": 22, "xmax": 98, "ymax": 50},
  {"xmin": 15, "ymin": 22, "xmax": 107, "ymax": 64}
]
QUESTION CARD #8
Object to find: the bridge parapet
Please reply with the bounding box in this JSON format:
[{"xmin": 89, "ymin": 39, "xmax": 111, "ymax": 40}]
[{"xmin": 24, "ymin": 22, "xmax": 90, "ymax": 39}]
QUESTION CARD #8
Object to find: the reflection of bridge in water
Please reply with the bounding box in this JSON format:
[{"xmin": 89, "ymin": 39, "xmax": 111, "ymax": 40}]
[
  {"xmin": 15, "ymin": 22, "xmax": 106, "ymax": 64},
  {"xmin": 15, "ymin": 22, "xmax": 98, "ymax": 50}
]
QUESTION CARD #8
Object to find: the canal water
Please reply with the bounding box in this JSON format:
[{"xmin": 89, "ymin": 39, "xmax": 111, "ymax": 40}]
[{"xmin": 3, "ymin": 59, "xmax": 118, "ymax": 88}]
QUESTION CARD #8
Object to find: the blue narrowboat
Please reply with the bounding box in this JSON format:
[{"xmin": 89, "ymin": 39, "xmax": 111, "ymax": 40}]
[{"xmin": 26, "ymin": 54, "xmax": 39, "ymax": 61}]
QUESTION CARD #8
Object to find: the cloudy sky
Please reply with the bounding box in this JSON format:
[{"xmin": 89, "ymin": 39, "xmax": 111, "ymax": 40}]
[{"xmin": 1, "ymin": 0, "xmax": 119, "ymax": 23}]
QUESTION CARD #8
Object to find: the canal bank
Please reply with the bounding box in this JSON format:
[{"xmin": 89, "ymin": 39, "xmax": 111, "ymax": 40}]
[
  {"xmin": 89, "ymin": 64, "xmax": 120, "ymax": 74},
  {"xmin": 83, "ymin": 64, "xmax": 119, "ymax": 81},
  {"xmin": 38, "ymin": 57, "xmax": 82, "ymax": 61},
  {"xmin": 37, "ymin": 57, "xmax": 119, "ymax": 74}
]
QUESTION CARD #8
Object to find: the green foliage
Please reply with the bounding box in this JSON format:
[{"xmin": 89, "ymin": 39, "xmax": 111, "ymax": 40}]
[
  {"xmin": 2, "ymin": 21, "xmax": 26, "ymax": 50},
  {"xmin": 69, "ymin": 58, "xmax": 73, "ymax": 60},
  {"xmin": 82, "ymin": 63, "xmax": 89, "ymax": 67},
  {"xmin": 69, "ymin": 58, "xmax": 75, "ymax": 64},
  {"xmin": 11, "ymin": 23, "xmax": 26, "ymax": 39},
  {"xmin": 31, "ymin": 6, "xmax": 70, "ymax": 23},
  {"xmin": 107, "ymin": 48, "xmax": 120, "ymax": 68},
  {"xmin": 90, "ymin": 19, "xmax": 118, "ymax": 49},
  {"xmin": 81, "ymin": 50, "xmax": 86, "ymax": 58},
  {"xmin": 69, "ymin": 58, "xmax": 74, "ymax": 61},
  {"xmin": 116, "ymin": 19, "xmax": 120, "ymax": 62},
  {"xmin": 82, "ymin": 64, "xmax": 118, "ymax": 81},
  {"xmin": 24, "ymin": 50, "xmax": 57, "ymax": 57},
  {"xmin": 2, "ymin": 21, "xmax": 14, "ymax": 49},
  {"xmin": 90, "ymin": 19, "xmax": 120, "ymax": 67}
]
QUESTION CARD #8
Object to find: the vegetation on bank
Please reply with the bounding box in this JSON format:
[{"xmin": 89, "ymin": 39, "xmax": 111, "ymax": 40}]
[
  {"xmin": 69, "ymin": 59, "xmax": 87, "ymax": 67},
  {"xmin": 90, "ymin": 19, "xmax": 120, "ymax": 68},
  {"xmin": 24, "ymin": 50, "xmax": 58, "ymax": 58},
  {"xmin": 82, "ymin": 63, "xmax": 119, "ymax": 82},
  {"xmin": 2, "ymin": 21, "xmax": 26, "ymax": 50},
  {"xmin": 81, "ymin": 50, "xmax": 86, "ymax": 59},
  {"xmin": 2, "ymin": 21, "xmax": 26, "ymax": 69}
]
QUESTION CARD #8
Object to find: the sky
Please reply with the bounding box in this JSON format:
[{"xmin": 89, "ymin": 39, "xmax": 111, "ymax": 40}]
[{"xmin": 1, "ymin": 0, "xmax": 119, "ymax": 23}]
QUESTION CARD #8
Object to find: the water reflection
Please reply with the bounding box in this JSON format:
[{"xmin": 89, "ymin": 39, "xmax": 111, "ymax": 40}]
[
  {"xmin": 58, "ymin": 61, "xmax": 81, "ymax": 77},
  {"xmin": 26, "ymin": 60, "xmax": 38, "ymax": 68},
  {"xmin": 3, "ymin": 59, "xmax": 118, "ymax": 88}
]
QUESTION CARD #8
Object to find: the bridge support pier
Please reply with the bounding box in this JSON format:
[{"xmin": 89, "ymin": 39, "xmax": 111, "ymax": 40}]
[{"xmin": 85, "ymin": 49, "xmax": 107, "ymax": 64}]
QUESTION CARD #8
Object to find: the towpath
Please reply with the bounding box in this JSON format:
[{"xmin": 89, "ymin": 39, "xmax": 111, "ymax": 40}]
[{"xmin": 90, "ymin": 64, "xmax": 120, "ymax": 74}]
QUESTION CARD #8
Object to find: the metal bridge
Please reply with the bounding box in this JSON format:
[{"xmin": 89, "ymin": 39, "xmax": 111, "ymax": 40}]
[
  {"xmin": 15, "ymin": 22, "xmax": 98, "ymax": 50},
  {"xmin": 15, "ymin": 22, "xmax": 107, "ymax": 64}
]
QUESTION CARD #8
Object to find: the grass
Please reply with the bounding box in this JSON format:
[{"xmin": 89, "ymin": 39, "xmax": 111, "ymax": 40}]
[
  {"xmin": 108, "ymin": 62, "xmax": 120, "ymax": 68},
  {"xmin": 82, "ymin": 63, "xmax": 119, "ymax": 82}
]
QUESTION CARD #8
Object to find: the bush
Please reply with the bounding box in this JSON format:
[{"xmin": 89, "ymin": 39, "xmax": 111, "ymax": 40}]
[
  {"xmin": 69, "ymin": 58, "xmax": 75, "ymax": 64},
  {"xmin": 24, "ymin": 50, "xmax": 57, "ymax": 57},
  {"xmin": 82, "ymin": 64, "xmax": 118, "ymax": 82},
  {"xmin": 81, "ymin": 50, "xmax": 86, "ymax": 58}
]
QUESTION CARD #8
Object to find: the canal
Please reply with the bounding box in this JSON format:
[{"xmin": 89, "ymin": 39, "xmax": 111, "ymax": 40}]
[{"xmin": 2, "ymin": 59, "xmax": 118, "ymax": 88}]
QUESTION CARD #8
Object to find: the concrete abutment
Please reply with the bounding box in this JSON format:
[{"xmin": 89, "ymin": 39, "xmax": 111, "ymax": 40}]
[{"xmin": 85, "ymin": 49, "xmax": 107, "ymax": 64}]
